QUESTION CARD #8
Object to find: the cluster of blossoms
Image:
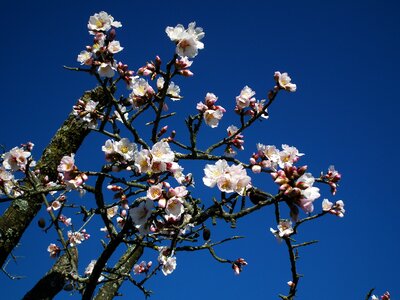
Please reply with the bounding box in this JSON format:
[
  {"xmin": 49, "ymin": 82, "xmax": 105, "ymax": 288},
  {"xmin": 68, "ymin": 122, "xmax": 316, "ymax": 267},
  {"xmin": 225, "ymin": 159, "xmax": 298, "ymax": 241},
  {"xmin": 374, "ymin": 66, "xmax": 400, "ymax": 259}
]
[
  {"xmin": 232, "ymin": 258, "xmax": 248, "ymax": 275},
  {"xmin": 372, "ymin": 292, "xmax": 390, "ymax": 300},
  {"xmin": 133, "ymin": 261, "xmax": 152, "ymax": 275},
  {"xmin": 67, "ymin": 229, "xmax": 90, "ymax": 247},
  {"xmin": 270, "ymin": 219, "xmax": 294, "ymax": 241},
  {"xmin": 47, "ymin": 243, "xmax": 61, "ymax": 258},
  {"xmin": 128, "ymin": 76, "xmax": 155, "ymax": 108},
  {"xmin": 139, "ymin": 55, "xmax": 194, "ymax": 79},
  {"xmin": 102, "ymin": 138, "xmax": 138, "ymax": 164},
  {"xmin": 272, "ymin": 165, "xmax": 321, "ymax": 216},
  {"xmin": 251, "ymin": 144, "xmax": 304, "ymax": 173},
  {"xmin": 77, "ymin": 11, "xmax": 127, "ymax": 79},
  {"xmin": 203, "ymin": 159, "xmax": 251, "ymax": 196},
  {"xmin": 158, "ymin": 247, "xmax": 177, "ymax": 276},
  {"xmin": 57, "ymin": 154, "xmax": 88, "ymax": 190},
  {"xmin": 0, "ymin": 167, "xmax": 21, "ymax": 198},
  {"xmin": 321, "ymin": 165, "xmax": 341, "ymax": 195},
  {"xmin": 224, "ymin": 125, "xmax": 245, "ymax": 156},
  {"xmin": 165, "ymin": 22, "xmax": 204, "ymax": 58},
  {"xmin": 322, "ymin": 199, "xmax": 345, "ymax": 217},
  {"xmin": 0, "ymin": 143, "xmax": 35, "ymax": 197},
  {"xmin": 129, "ymin": 184, "xmax": 190, "ymax": 235},
  {"xmin": 196, "ymin": 93, "xmax": 226, "ymax": 128},
  {"xmin": 134, "ymin": 141, "xmax": 188, "ymax": 184},
  {"xmin": 235, "ymin": 86, "xmax": 269, "ymax": 118},
  {"xmin": 2, "ymin": 143, "xmax": 35, "ymax": 172},
  {"xmin": 147, "ymin": 184, "xmax": 188, "ymax": 221},
  {"xmin": 73, "ymin": 98, "xmax": 100, "ymax": 129}
]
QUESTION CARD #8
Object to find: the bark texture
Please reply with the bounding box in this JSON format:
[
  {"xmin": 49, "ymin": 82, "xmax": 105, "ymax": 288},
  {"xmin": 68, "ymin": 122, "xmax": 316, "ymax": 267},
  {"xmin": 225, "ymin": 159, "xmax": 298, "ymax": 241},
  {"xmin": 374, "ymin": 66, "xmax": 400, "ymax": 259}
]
[
  {"xmin": 22, "ymin": 248, "xmax": 78, "ymax": 300},
  {"xmin": 94, "ymin": 244, "xmax": 144, "ymax": 300}
]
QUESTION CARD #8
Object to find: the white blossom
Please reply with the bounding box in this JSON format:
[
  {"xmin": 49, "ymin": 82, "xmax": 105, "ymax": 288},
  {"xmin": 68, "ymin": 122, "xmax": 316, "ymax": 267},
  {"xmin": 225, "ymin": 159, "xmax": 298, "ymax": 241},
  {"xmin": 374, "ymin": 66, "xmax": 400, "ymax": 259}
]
[
  {"xmin": 88, "ymin": 11, "xmax": 122, "ymax": 34},
  {"xmin": 107, "ymin": 40, "xmax": 124, "ymax": 54},
  {"xmin": 130, "ymin": 77, "xmax": 153, "ymax": 97},
  {"xmin": 278, "ymin": 144, "xmax": 304, "ymax": 168},
  {"xmin": 57, "ymin": 154, "xmax": 75, "ymax": 173},
  {"xmin": 270, "ymin": 219, "xmax": 294, "ymax": 241},
  {"xmin": 166, "ymin": 22, "xmax": 205, "ymax": 58},
  {"xmin": 98, "ymin": 62, "xmax": 116, "ymax": 78},
  {"xmin": 161, "ymin": 256, "xmax": 177, "ymax": 276},
  {"xmin": 150, "ymin": 141, "xmax": 175, "ymax": 163},
  {"xmin": 106, "ymin": 205, "xmax": 119, "ymax": 219},
  {"xmin": 165, "ymin": 197, "xmax": 185, "ymax": 220},
  {"xmin": 2, "ymin": 147, "xmax": 32, "ymax": 171},
  {"xmin": 203, "ymin": 160, "xmax": 251, "ymax": 195},
  {"xmin": 157, "ymin": 77, "xmax": 182, "ymax": 100},
  {"xmin": 114, "ymin": 138, "xmax": 137, "ymax": 161},
  {"xmin": 204, "ymin": 109, "xmax": 224, "ymax": 128},
  {"xmin": 129, "ymin": 200, "xmax": 153, "ymax": 226},
  {"xmin": 147, "ymin": 184, "xmax": 163, "ymax": 200},
  {"xmin": 275, "ymin": 71, "xmax": 297, "ymax": 92},
  {"xmin": 236, "ymin": 86, "xmax": 255, "ymax": 109},
  {"xmin": 77, "ymin": 50, "xmax": 93, "ymax": 65},
  {"xmin": 134, "ymin": 149, "xmax": 152, "ymax": 173}
]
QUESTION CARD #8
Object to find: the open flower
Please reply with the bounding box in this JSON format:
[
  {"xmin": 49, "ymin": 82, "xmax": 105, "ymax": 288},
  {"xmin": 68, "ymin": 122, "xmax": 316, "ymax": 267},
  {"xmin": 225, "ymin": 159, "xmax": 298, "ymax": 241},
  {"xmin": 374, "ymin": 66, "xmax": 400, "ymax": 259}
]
[
  {"xmin": 166, "ymin": 22, "xmax": 205, "ymax": 58},
  {"xmin": 129, "ymin": 200, "xmax": 153, "ymax": 227},
  {"xmin": 274, "ymin": 71, "xmax": 297, "ymax": 92},
  {"xmin": 203, "ymin": 160, "xmax": 251, "ymax": 196},
  {"xmin": 88, "ymin": 11, "xmax": 122, "ymax": 34}
]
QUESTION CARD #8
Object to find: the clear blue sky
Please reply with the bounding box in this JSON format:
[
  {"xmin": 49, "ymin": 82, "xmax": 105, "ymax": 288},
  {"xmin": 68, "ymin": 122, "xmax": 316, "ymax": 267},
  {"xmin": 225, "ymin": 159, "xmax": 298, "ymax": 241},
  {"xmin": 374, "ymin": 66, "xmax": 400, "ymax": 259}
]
[{"xmin": 1, "ymin": 0, "xmax": 399, "ymax": 299}]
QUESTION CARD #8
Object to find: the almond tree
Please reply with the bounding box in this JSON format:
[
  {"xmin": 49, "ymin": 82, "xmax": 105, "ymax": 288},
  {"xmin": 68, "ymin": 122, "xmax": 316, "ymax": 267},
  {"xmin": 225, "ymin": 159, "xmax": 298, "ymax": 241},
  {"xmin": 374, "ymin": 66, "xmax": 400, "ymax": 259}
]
[{"xmin": 0, "ymin": 11, "xmax": 371, "ymax": 300}]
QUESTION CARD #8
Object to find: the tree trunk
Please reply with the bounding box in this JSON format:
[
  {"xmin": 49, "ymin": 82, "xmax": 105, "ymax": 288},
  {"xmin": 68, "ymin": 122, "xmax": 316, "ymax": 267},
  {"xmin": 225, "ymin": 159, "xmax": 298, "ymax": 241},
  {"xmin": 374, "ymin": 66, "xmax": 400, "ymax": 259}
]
[
  {"xmin": 23, "ymin": 248, "xmax": 78, "ymax": 300},
  {"xmin": 0, "ymin": 87, "xmax": 108, "ymax": 267},
  {"xmin": 94, "ymin": 244, "xmax": 144, "ymax": 300}
]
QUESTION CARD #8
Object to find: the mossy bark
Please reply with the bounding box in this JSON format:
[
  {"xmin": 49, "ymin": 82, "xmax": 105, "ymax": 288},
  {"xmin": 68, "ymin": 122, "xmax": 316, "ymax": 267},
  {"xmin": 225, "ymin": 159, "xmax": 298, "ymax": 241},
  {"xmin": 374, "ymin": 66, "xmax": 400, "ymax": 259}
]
[
  {"xmin": 93, "ymin": 244, "xmax": 144, "ymax": 300},
  {"xmin": 0, "ymin": 87, "xmax": 108, "ymax": 267}
]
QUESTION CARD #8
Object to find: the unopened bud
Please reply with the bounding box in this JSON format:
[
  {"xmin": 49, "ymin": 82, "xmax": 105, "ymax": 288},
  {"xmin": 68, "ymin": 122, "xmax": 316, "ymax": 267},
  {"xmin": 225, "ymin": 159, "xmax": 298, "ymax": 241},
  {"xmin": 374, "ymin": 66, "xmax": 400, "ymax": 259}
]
[
  {"xmin": 251, "ymin": 165, "xmax": 262, "ymax": 173},
  {"xmin": 297, "ymin": 165, "xmax": 308, "ymax": 176},
  {"xmin": 157, "ymin": 126, "xmax": 168, "ymax": 137},
  {"xmin": 108, "ymin": 28, "xmax": 116, "ymax": 41},
  {"xmin": 203, "ymin": 228, "xmax": 211, "ymax": 241},
  {"xmin": 155, "ymin": 55, "xmax": 162, "ymax": 67},
  {"xmin": 179, "ymin": 69, "xmax": 193, "ymax": 77},
  {"xmin": 275, "ymin": 177, "xmax": 288, "ymax": 185},
  {"xmin": 38, "ymin": 218, "xmax": 46, "ymax": 228}
]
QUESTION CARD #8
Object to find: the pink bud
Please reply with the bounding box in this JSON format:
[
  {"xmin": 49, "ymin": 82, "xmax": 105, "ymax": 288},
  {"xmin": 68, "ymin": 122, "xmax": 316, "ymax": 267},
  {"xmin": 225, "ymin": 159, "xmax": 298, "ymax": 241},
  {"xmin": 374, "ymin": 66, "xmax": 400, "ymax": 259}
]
[
  {"xmin": 179, "ymin": 69, "xmax": 193, "ymax": 77},
  {"xmin": 108, "ymin": 28, "xmax": 116, "ymax": 41},
  {"xmin": 249, "ymin": 157, "xmax": 256, "ymax": 165},
  {"xmin": 297, "ymin": 165, "xmax": 308, "ymax": 175},
  {"xmin": 155, "ymin": 56, "xmax": 162, "ymax": 67}
]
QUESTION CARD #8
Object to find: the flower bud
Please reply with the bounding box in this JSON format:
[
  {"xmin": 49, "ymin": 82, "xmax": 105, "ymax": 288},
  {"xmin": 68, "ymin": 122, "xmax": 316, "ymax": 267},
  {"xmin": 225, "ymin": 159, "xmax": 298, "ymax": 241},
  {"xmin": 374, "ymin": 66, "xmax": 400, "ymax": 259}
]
[
  {"xmin": 38, "ymin": 218, "xmax": 46, "ymax": 228},
  {"xmin": 155, "ymin": 55, "xmax": 162, "ymax": 67},
  {"xmin": 297, "ymin": 165, "xmax": 308, "ymax": 176},
  {"xmin": 251, "ymin": 165, "xmax": 262, "ymax": 173},
  {"xmin": 203, "ymin": 228, "xmax": 211, "ymax": 241},
  {"xmin": 108, "ymin": 28, "xmax": 116, "ymax": 41},
  {"xmin": 179, "ymin": 69, "xmax": 194, "ymax": 77}
]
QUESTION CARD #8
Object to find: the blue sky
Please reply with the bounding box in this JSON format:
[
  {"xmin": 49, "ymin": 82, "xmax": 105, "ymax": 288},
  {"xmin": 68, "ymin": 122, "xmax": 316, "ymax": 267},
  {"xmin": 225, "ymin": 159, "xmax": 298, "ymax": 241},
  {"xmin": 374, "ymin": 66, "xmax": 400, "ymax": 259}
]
[{"xmin": 1, "ymin": 0, "xmax": 399, "ymax": 299}]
